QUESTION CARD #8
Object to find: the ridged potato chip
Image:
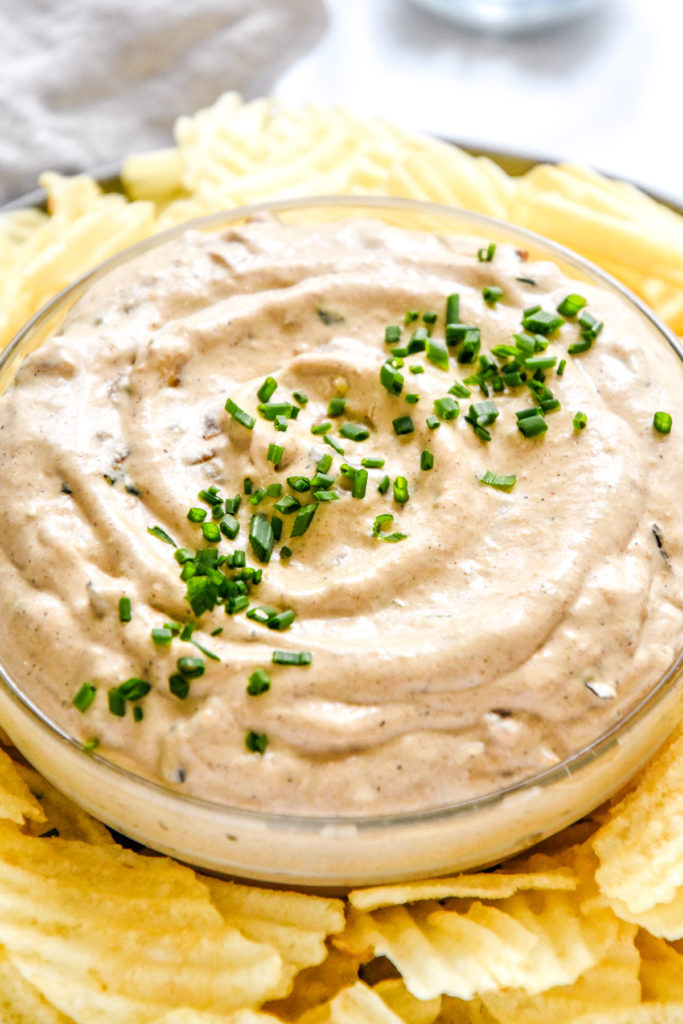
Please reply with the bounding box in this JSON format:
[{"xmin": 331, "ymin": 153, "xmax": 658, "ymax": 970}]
[
  {"xmin": 0, "ymin": 823, "xmax": 285, "ymax": 1022},
  {"xmin": 0, "ymin": 747, "xmax": 45, "ymax": 827},
  {"xmin": 15, "ymin": 761, "xmax": 114, "ymax": 846},
  {"xmin": 263, "ymin": 944, "xmax": 364, "ymax": 1022},
  {"xmin": 0, "ymin": 946, "xmax": 75, "ymax": 1024},
  {"xmin": 296, "ymin": 980, "xmax": 408, "ymax": 1023},
  {"xmin": 348, "ymin": 868, "xmax": 576, "ymax": 912},
  {"xmin": 373, "ymin": 978, "xmax": 441, "ymax": 1024}
]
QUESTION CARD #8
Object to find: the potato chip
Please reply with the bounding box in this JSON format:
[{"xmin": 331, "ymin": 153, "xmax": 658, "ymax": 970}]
[
  {"xmin": 0, "ymin": 946, "xmax": 75, "ymax": 1024},
  {"xmin": 296, "ymin": 980, "xmax": 408, "ymax": 1023},
  {"xmin": 477, "ymin": 919, "xmax": 640, "ymax": 1024},
  {"xmin": 0, "ymin": 823, "xmax": 285, "ymax": 1022},
  {"xmin": 340, "ymin": 882, "xmax": 619, "ymax": 1002},
  {"xmin": 14, "ymin": 761, "xmax": 114, "ymax": 845},
  {"xmin": 205, "ymin": 877, "xmax": 345, "ymax": 999},
  {"xmin": 373, "ymin": 978, "xmax": 441, "ymax": 1024},
  {"xmin": 0, "ymin": 747, "xmax": 45, "ymax": 827},
  {"xmin": 593, "ymin": 724, "xmax": 683, "ymax": 916},
  {"xmin": 348, "ymin": 868, "xmax": 576, "ymax": 912},
  {"xmin": 638, "ymin": 930, "xmax": 683, "ymax": 1002},
  {"xmin": 263, "ymin": 944, "xmax": 364, "ymax": 1022}
]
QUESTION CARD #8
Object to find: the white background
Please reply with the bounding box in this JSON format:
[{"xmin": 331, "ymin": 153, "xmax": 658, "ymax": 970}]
[{"xmin": 276, "ymin": 0, "xmax": 683, "ymax": 205}]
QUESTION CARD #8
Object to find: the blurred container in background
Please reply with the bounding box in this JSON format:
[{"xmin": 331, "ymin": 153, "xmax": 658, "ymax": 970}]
[{"xmin": 409, "ymin": 0, "xmax": 602, "ymax": 31}]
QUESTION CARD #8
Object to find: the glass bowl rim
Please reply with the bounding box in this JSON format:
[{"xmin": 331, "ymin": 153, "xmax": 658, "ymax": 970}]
[{"xmin": 1, "ymin": 191, "xmax": 682, "ymax": 834}]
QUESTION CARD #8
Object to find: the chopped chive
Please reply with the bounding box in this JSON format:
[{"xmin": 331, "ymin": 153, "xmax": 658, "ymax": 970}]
[
  {"xmin": 274, "ymin": 494, "xmax": 301, "ymax": 514},
  {"xmin": 258, "ymin": 402, "xmax": 295, "ymax": 421},
  {"xmin": 434, "ymin": 396, "xmax": 459, "ymax": 421},
  {"xmin": 248, "ymin": 485, "xmax": 267, "ymax": 505},
  {"xmin": 174, "ymin": 547, "xmax": 194, "ymax": 565},
  {"xmin": 327, "ymin": 396, "xmax": 346, "ymax": 417},
  {"xmin": 119, "ymin": 678, "xmax": 151, "ymax": 700},
  {"xmin": 147, "ymin": 525, "xmax": 176, "ymax": 546},
  {"xmin": 449, "ymin": 381, "xmax": 471, "ymax": 398},
  {"xmin": 274, "ymin": 415, "xmax": 288, "ymax": 433},
  {"xmin": 405, "ymin": 393, "xmax": 420, "ymax": 404},
  {"xmin": 311, "ymin": 472, "xmax": 334, "ymax": 490},
  {"xmin": 187, "ymin": 507, "xmax": 207, "ymax": 523},
  {"xmin": 225, "ymin": 398, "xmax": 256, "ymax": 430},
  {"xmin": 517, "ymin": 414, "xmax": 548, "ymax": 438},
  {"xmin": 426, "ymin": 336, "xmax": 449, "ymax": 371},
  {"xmin": 557, "ymin": 294, "xmax": 587, "ymax": 317},
  {"xmin": 557, "ymin": 359, "xmax": 567, "ymax": 376},
  {"xmin": 522, "ymin": 310, "xmax": 564, "ymax": 336},
  {"xmin": 201, "ymin": 521, "xmax": 221, "ymax": 543},
  {"xmin": 446, "ymin": 293, "xmax": 460, "ymax": 325},
  {"xmin": 392, "ymin": 415, "xmax": 414, "ymax": 436},
  {"xmin": 272, "ymin": 650, "xmax": 312, "ymax": 666},
  {"xmin": 653, "ymin": 411, "xmax": 673, "ymax": 434},
  {"xmin": 220, "ymin": 514, "xmax": 240, "ymax": 540},
  {"xmin": 483, "ymin": 285, "xmax": 504, "ymax": 305},
  {"xmin": 422, "ymin": 310, "xmax": 437, "ymax": 324},
  {"xmin": 393, "ymin": 476, "xmax": 409, "ymax": 504},
  {"xmin": 108, "ymin": 688, "xmax": 126, "ymax": 717},
  {"xmin": 466, "ymin": 400, "xmax": 499, "ymax": 428},
  {"xmin": 169, "ymin": 674, "xmax": 190, "ymax": 699},
  {"xmin": 409, "ymin": 364, "xmax": 424, "ymax": 375},
  {"xmin": 247, "ymin": 669, "xmax": 271, "ymax": 696},
  {"xmin": 573, "ymin": 411, "xmax": 588, "ymax": 431},
  {"xmin": 578, "ymin": 311, "xmax": 604, "ymax": 341},
  {"xmin": 266, "ymin": 442, "xmax": 284, "ymax": 467},
  {"xmin": 457, "ymin": 337, "xmax": 481, "ymax": 364},
  {"xmin": 272, "ymin": 515, "xmax": 283, "ymax": 541},
  {"xmin": 291, "ymin": 503, "xmax": 317, "ymax": 537},
  {"xmin": 340, "ymin": 422, "xmax": 370, "ymax": 442},
  {"xmin": 525, "ymin": 355, "xmax": 557, "ymax": 371},
  {"xmin": 249, "ymin": 514, "xmax": 274, "ymax": 563},
  {"xmin": 404, "ymin": 310, "xmax": 419, "ymax": 325},
  {"xmin": 446, "ymin": 324, "xmax": 479, "ymax": 347},
  {"xmin": 324, "ymin": 434, "xmax": 345, "ymax": 455},
  {"xmin": 227, "ymin": 550, "xmax": 246, "ymax": 568},
  {"xmin": 378, "ymin": 474, "xmax": 390, "ymax": 494},
  {"xmin": 311, "ymin": 422, "xmax": 332, "ymax": 435},
  {"xmin": 362, "ymin": 457, "xmax": 385, "ymax": 468},
  {"xmin": 316, "ymin": 453, "xmax": 333, "ymax": 473},
  {"xmin": 245, "ymin": 731, "xmax": 268, "ymax": 754},
  {"xmin": 177, "ymin": 656, "xmax": 204, "ymax": 679},
  {"xmin": 420, "ymin": 450, "xmax": 434, "ymax": 471},
  {"xmin": 210, "ymin": 627, "xmax": 224, "ymax": 636},
  {"xmin": 372, "ymin": 513, "xmax": 407, "ymax": 543},
  {"xmin": 82, "ymin": 738, "xmax": 100, "ymax": 754},
  {"xmin": 280, "ymin": 546, "xmax": 293, "ymax": 559},
  {"xmin": 352, "ymin": 468, "xmax": 368, "ymax": 499},
  {"xmin": 243, "ymin": 478, "xmax": 253, "ymax": 495},
  {"xmin": 426, "ymin": 415, "xmax": 440, "ymax": 430},
  {"xmin": 267, "ymin": 609, "xmax": 296, "ymax": 631},
  {"xmin": 568, "ymin": 337, "xmax": 593, "ymax": 355},
  {"xmin": 313, "ymin": 490, "xmax": 340, "ymax": 502},
  {"xmin": 380, "ymin": 362, "xmax": 404, "ymax": 396},
  {"xmin": 133, "ymin": 706, "xmax": 144, "ymax": 723},
  {"xmin": 292, "ymin": 390, "xmax": 308, "ymax": 406},
  {"xmin": 385, "ymin": 324, "xmax": 401, "ymax": 344},
  {"xmin": 481, "ymin": 470, "xmax": 516, "ymax": 490},
  {"xmin": 477, "ymin": 243, "xmax": 496, "ymax": 262},
  {"xmin": 73, "ymin": 682, "xmax": 97, "ymax": 713},
  {"xmin": 287, "ymin": 475, "xmax": 311, "ymax": 493},
  {"xmin": 118, "ymin": 597, "xmax": 131, "ymax": 623},
  {"xmin": 151, "ymin": 627, "xmax": 174, "ymax": 645},
  {"xmin": 257, "ymin": 376, "xmax": 278, "ymax": 402},
  {"xmin": 516, "ymin": 406, "xmax": 541, "ymax": 420}
]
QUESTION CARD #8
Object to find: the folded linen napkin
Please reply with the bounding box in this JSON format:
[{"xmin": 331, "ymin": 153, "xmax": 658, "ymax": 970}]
[{"xmin": 0, "ymin": 0, "xmax": 327, "ymax": 204}]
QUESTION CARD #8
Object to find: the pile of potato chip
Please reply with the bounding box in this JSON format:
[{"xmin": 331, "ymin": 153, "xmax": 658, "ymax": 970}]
[{"xmin": 1, "ymin": 93, "xmax": 683, "ymax": 1021}]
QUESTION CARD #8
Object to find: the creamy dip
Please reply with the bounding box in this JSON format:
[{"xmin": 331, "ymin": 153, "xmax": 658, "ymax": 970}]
[{"xmin": 0, "ymin": 215, "xmax": 682, "ymax": 817}]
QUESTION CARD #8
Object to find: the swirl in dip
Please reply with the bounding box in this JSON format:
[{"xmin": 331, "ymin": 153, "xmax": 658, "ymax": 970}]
[{"xmin": 0, "ymin": 214, "xmax": 681, "ymax": 818}]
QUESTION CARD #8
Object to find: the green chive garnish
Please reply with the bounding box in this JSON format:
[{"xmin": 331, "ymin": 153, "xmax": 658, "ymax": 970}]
[
  {"xmin": 287, "ymin": 475, "xmax": 311, "ymax": 492},
  {"xmin": 352, "ymin": 469, "xmax": 368, "ymax": 499},
  {"xmin": 272, "ymin": 650, "xmax": 312, "ymax": 666},
  {"xmin": 392, "ymin": 415, "xmax": 414, "ymax": 436},
  {"xmin": 385, "ymin": 324, "xmax": 401, "ymax": 344},
  {"xmin": 291, "ymin": 503, "xmax": 317, "ymax": 537},
  {"xmin": 372, "ymin": 513, "xmax": 407, "ymax": 543},
  {"xmin": 522, "ymin": 310, "xmax": 564, "ymax": 336},
  {"xmin": 169, "ymin": 674, "xmax": 190, "ymax": 699},
  {"xmin": 404, "ymin": 310, "xmax": 419, "ymax": 325},
  {"xmin": 378, "ymin": 474, "xmax": 390, "ymax": 494},
  {"xmin": 480, "ymin": 471, "xmax": 516, "ymax": 491},
  {"xmin": 177, "ymin": 656, "xmax": 204, "ymax": 679},
  {"xmin": 557, "ymin": 294, "xmax": 587, "ymax": 317},
  {"xmin": 324, "ymin": 434, "xmax": 345, "ymax": 455},
  {"xmin": 393, "ymin": 476, "xmax": 409, "ymax": 504},
  {"xmin": 118, "ymin": 678, "xmax": 151, "ymax": 700},
  {"xmin": 653, "ymin": 411, "xmax": 673, "ymax": 434},
  {"xmin": 274, "ymin": 494, "xmax": 301, "ymax": 514},
  {"xmin": 380, "ymin": 362, "xmax": 404, "ymax": 396},
  {"xmin": 108, "ymin": 688, "xmax": 126, "ymax": 717},
  {"xmin": 280, "ymin": 546, "xmax": 293, "ymax": 559},
  {"xmin": 187, "ymin": 507, "xmax": 207, "ymax": 523},
  {"xmin": 258, "ymin": 402, "xmax": 295, "ymax": 421},
  {"xmin": 225, "ymin": 398, "xmax": 255, "ymax": 430},
  {"xmin": 517, "ymin": 414, "xmax": 548, "ymax": 438},
  {"xmin": 317, "ymin": 453, "xmax": 333, "ymax": 473},
  {"xmin": 477, "ymin": 243, "xmax": 496, "ymax": 262},
  {"xmin": 573, "ymin": 411, "xmax": 588, "ymax": 431},
  {"xmin": 409, "ymin": 365, "xmax": 424, "ymax": 375},
  {"xmin": 446, "ymin": 293, "xmax": 460, "ymax": 325},
  {"xmin": 426, "ymin": 336, "xmax": 449, "ymax": 371},
  {"xmin": 483, "ymin": 285, "xmax": 504, "ymax": 305},
  {"xmin": 328, "ymin": 396, "xmax": 346, "ymax": 417},
  {"xmin": 257, "ymin": 376, "xmax": 278, "ymax": 402},
  {"xmin": 249, "ymin": 514, "xmax": 274, "ymax": 563},
  {"xmin": 118, "ymin": 597, "xmax": 131, "ymax": 623},
  {"xmin": 133, "ymin": 706, "xmax": 144, "ymax": 723},
  {"xmin": 220, "ymin": 514, "xmax": 240, "ymax": 540},
  {"xmin": 201, "ymin": 521, "xmax": 221, "ymax": 543},
  {"xmin": 147, "ymin": 525, "xmax": 176, "ymax": 546},
  {"xmin": 73, "ymin": 682, "xmax": 97, "ymax": 713},
  {"xmin": 243, "ymin": 478, "xmax": 253, "ymax": 495},
  {"xmin": 247, "ymin": 669, "xmax": 271, "ymax": 696},
  {"xmin": 420, "ymin": 450, "xmax": 434, "ymax": 471},
  {"xmin": 311, "ymin": 422, "xmax": 332, "ymax": 435},
  {"xmin": 362, "ymin": 457, "xmax": 385, "ymax": 468},
  {"xmin": 292, "ymin": 390, "xmax": 308, "ymax": 405},
  {"xmin": 425, "ymin": 415, "xmax": 440, "ymax": 430},
  {"xmin": 568, "ymin": 337, "xmax": 593, "ymax": 355},
  {"xmin": 267, "ymin": 442, "xmax": 284, "ymax": 467},
  {"xmin": 245, "ymin": 731, "xmax": 268, "ymax": 754},
  {"xmin": 151, "ymin": 627, "xmax": 174, "ymax": 645},
  {"xmin": 434, "ymin": 397, "xmax": 459, "ymax": 421},
  {"xmin": 82, "ymin": 738, "xmax": 100, "ymax": 754},
  {"xmin": 340, "ymin": 423, "xmax": 370, "ymax": 441},
  {"xmin": 557, "ymin": 359, "xmax": 567, "ymax": 376}
]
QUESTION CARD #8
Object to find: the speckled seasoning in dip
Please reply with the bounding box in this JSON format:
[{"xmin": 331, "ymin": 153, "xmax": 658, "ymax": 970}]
[{"xmin": 0, "ymin": 214, "xmax": 682, "ymax": 817}]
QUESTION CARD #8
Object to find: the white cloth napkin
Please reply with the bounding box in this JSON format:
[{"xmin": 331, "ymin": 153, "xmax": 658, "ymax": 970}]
[{"xmin": 0, "ymin": 0, "xmax": 327, "ymax": 204}]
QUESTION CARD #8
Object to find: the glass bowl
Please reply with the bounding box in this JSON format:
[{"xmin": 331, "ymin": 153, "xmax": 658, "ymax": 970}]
[{"xmin": 0, "ymin": 195, "xmax": 681, "ymax": 888}]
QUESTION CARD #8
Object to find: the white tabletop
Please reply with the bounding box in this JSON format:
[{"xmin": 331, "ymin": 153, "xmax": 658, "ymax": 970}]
[{"xmin": 275, "ymin": 0, "xmax": 683, "ymax": 205}]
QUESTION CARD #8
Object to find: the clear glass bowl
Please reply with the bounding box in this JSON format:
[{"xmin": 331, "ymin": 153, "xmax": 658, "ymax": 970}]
[{"xmin": 1, "ymin": 195, "xmax": 682, "ymax": 888}]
